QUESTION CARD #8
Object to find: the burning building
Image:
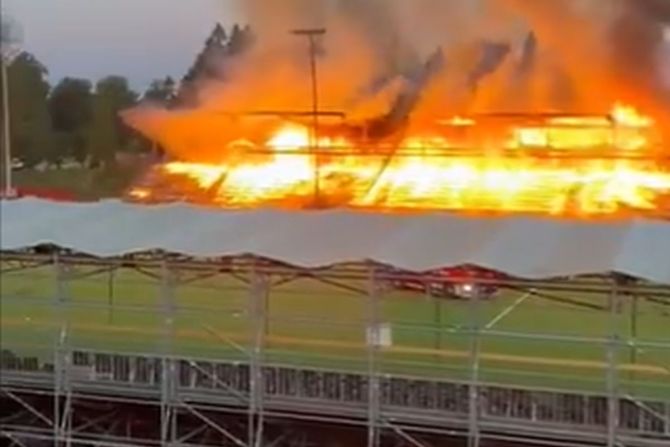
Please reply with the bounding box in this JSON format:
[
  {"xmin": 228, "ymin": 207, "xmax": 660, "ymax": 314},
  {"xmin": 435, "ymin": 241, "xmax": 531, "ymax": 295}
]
[{"xmin": 123, "ymin": 0, "xmax": 670, "ymax": 219}]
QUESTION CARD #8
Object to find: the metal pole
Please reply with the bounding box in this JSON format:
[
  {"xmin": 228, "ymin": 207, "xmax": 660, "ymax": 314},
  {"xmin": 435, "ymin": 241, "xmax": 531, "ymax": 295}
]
[
  {"xmin": 606, "ymin": 279, "xmax": 620, "ymax": 447},
  {"xmin": 307, "ymin": 37, "xmax": 319, "ymax": 141},
  {"xmin": 630, "ymin": 294, "xmax": 638, "ymax": 365},
  {"xmin": 629, "ymin": 293, "xmax": 638, "ymax": 388},
  {"xmin": 367, "ymin": 266, "xmax": 381, "ymax": 447},
  {"xmin": 248, "ymin": 262, "xmax": 267, "ymax": 447},
  {"xmin": 53, "ymin": 253, "xmax": 72, "ymax": 446},
  {"xmin": 1, "ymin": 57, "xmax": 13, "ymax": 196},
  {"xmin": 309, "ymin": 36, "xmax": 320, "ymax": 204},
  {"xmin": 160, "ymin": 259, "xmax": 176, "ymax": 446},
  {"xmin": 291, "ymin": 28, "xmax": 325, "ymax": 205},
  {"xmin": 107, "ymin": 268, "xmax": 115, "ymax": 325},
  {"xmin": 433, "ymin": 294, "xmax": 443, "ymax": 356},
  {"xmin": 467, "ymin": 289, "xmax": 481, "ymax": 447},
  {"xmin": 53, "ymin": 254, "xmax": 62, "ymax": 446}
]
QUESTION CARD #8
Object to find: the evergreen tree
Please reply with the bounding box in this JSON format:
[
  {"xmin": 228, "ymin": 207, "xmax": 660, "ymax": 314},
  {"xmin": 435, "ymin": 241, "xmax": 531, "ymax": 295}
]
[
  {"xmin": 182, "ymin": 23, "xmax": 228, "ymax": 85},
  {"xmin": 175, "ymin": 23, "xmax": 254, "ymax": 106},
  {"xmin": 227, "ymin": 24, "xmax": 254, "ymax": 55}
]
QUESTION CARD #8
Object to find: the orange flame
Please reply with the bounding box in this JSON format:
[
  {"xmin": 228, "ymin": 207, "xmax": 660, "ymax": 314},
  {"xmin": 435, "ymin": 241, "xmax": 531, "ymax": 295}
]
[{"xmin": 130, "ymin": 103, "xmax": 670, "ymax": 218}]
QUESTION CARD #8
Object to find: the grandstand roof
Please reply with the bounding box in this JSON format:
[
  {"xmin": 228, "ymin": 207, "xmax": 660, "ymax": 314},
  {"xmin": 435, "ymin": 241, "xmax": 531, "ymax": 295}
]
[{"xmin": 2, "ymin": 198, "xmax": 670, "ymax": 283}]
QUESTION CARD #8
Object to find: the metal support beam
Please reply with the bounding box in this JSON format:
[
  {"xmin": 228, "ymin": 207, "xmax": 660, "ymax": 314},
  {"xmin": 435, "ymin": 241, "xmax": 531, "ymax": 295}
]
[
  {"xmin": 181, "ymin": 402, "xmax": 246, "ymax": 447},
  {"xmin": 3, "ymin": 433, "xmax": 28, "ymax": 447},
  {"xmin": 186, "ymin": 360, "xmax": 248, "ymax": 404},
  {"xmin": 1, "ymin": 49, "xmax": 17, "ymax": 197},
  {"xmin": 630, "ymin": 293, "xmax": 638, "ymax": 366},
  {"xmin": 248, "ymin": 263, "xmax": 268, "ymax": 447},
  {"xmin": 467, "ymin": 288, "xmax": 481, "ymax": 447},
  {"xmin": 606, "ymin": 280, "xmax": 621, "ymax": 447},
  {"xmin": 53, "ymin": 253, "xmax": 72, "ymax": 447},
  {"xmin": 2, "ymin": 391, "xmax": 53, "ymax": 428},
  {"xmin": 433, "ymin": 293, "xmax": 442, "ymax": 353},
  {"xmin": 175, "ymin": 424, "xmax": 208, "ymax": 444},
  {"xmin": 107, "ymin": 267, "xmax": 116, "ymax": 324},
  {"xmin": 160, "ymin": 259, "xmax": 177, "ymax": 446},
  {"xmin": 291, "ymin": 28, "xmax": 326, "ymax": 204},
  {"xmin": 71, "ymin": 410, "xmax": 118, "ymax": 435},
  {"xmin": 384, "ymin": 421, "xmax": 432, "ymax": 447},
  {"xmin": 623, "ymin": 394, "xmax": 670, "ymax": 427},
  {"xmin": 367, "ymin": 266, "xmax": 381, "ymax": 447}
]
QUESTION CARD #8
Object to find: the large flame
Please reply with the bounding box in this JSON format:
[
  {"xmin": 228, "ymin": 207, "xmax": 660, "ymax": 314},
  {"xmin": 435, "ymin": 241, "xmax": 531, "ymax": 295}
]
[{"xmin": 129, "ymin": 103, "xmax": 670, "ymax": 218}]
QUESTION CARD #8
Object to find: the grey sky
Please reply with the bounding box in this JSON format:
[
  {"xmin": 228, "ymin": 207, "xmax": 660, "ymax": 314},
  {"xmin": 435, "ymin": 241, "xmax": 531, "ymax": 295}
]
[{"xmin": 4, "ymin": 0, "xmax": 243, "ymax": 91}]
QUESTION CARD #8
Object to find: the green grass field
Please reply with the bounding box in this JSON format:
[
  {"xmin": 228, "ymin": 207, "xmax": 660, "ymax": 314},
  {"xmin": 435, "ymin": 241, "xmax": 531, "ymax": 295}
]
[
  {"xmin": 1, "ymin": 265, "xmax": 669, "ymax": 400},
  {"xmin": 13, "ymin": 166, "xmax": 137, "ymax": 200}
]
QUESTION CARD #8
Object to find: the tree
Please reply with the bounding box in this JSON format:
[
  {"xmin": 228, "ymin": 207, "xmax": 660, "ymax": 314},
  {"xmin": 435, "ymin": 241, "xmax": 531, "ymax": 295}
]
[
  {"xmin": 48, "ymin": 77, "xmax": 93, "ymax": 162},
  {"xmin": 1, "ymin": 52, "xmax": 52, "ymax": 166},
  {"xmin": 143, "ymin": 76, "xmax": 176, "ymax": 104},
  {"xmin": 138, "ymin": 77, "xmax": 176, "ymax": 155},
  {"xmin": 181, "ymin": 23, "xmax": 228, "ymax": 85},
  {"xmin": 87, "ymin": 76, "xmax": 138, "ymax": 165},
  {"xmin": 175, "ymin": 23, "xmax": 254, "ymax": 106},
  {"xmin": 227, "ymin": 24, "xmax": 254, "ymax": 56}
]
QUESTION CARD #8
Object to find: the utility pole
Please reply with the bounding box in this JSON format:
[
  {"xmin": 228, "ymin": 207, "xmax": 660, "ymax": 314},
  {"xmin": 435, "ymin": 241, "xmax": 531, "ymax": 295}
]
[
  {"xmin": 291, "ymin": 28, "xmax": 326, "ymax": 205},
  {"xmin": 1, "ymin": 17, "xmax": 22, "ymax": 198}
]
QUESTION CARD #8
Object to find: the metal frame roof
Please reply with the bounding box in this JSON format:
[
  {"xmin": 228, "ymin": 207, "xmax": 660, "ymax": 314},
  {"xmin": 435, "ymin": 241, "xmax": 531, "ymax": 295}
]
[{"xmin": 2, "ymin": 198, "xmax": 670, "ymax": 283}]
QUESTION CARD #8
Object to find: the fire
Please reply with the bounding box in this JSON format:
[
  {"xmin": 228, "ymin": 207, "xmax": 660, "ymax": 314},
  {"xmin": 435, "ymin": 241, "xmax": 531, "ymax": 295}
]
[
  {"xmin": 130, "ymin": 103, "xmax": 670, "ymax": 218},
  {"xmin": 610, "ymin": 102, "xmax": 653, "ymax": 128},
  {"xmin": 356, "ymin": 157, "xmax": 669, "ymax": 214}
]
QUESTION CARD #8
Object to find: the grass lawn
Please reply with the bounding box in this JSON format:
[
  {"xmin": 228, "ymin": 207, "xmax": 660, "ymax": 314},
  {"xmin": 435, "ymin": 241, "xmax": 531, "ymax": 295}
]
[
  {"xmin": 2, "ymin": 265, "xmax": 669, "ymax": 401},
  {"xmin": 13, "ymin": 166, "xmax": 138, "ymax": 200}
]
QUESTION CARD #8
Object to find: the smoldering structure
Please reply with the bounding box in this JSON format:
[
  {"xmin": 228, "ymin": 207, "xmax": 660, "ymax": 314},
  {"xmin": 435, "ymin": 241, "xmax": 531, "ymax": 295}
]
[{"xmin": 123, "ymin": 0, "xmax": 670, "ymax": 218}]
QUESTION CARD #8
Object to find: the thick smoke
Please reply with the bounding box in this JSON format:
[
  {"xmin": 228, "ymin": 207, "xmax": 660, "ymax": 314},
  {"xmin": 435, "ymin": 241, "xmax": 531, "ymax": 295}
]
[
  {"xmin": 609, "ymin": 1, "xmax": 669, "ymax": 101},
  {"xmin": 494, "ymin": 0, "xmax": 670, "ymax": 114},
  {"xmin": 123, "ymin": 0, "xmax": 670, "ymax": 162}
]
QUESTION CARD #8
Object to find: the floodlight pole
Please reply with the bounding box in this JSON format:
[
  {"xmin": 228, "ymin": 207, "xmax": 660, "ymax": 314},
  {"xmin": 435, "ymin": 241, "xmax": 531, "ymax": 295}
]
[
  {"xmin": 1, "ymin": 49, "xmax": 20, "ymax": 198},
  {"xmin": 291, "ymin": 28, "xmax": 326, "ymax": 205}
]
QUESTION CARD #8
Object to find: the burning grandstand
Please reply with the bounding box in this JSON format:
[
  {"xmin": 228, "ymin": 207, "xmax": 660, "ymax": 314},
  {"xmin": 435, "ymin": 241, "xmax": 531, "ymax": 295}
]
[
  {"xmin": 127, "ymin": 103, "xmax": 670, "ymax": 217},
  {"xmin": 123, "ymin": 0, "xmax": 670, "ymax": 219}
]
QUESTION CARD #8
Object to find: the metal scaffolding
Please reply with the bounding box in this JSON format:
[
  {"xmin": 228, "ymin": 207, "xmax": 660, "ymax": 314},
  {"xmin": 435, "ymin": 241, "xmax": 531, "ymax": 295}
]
[{"xmin": 1, "ymin": 249, "xmax": 669, "ymax": 447}]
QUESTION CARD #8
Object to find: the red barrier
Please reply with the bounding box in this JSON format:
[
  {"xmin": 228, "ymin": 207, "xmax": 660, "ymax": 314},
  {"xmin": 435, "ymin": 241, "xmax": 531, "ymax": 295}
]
[{"xmin": 13, "ymin": 187, "xmax": 79, "ymax": 202}]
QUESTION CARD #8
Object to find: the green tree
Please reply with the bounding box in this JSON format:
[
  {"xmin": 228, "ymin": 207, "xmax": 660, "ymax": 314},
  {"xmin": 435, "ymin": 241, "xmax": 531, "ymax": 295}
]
[
  {"xmin": 48, "ymin": 78, "xmax": 93, "ymax": 162},
  {"xmin": 175, "ymin": 23, "xmax": 254, "ymax": 106},
  {"xmin": 143, "ymin": 76, "xmax": 176, "ymax": 104},
  {"xmin": 181, "ymin": 23, "xmax": 227, "ymax": 85},
  {"xmin": 88, "ymin": 76, "xmax": 138, "ymax": 165},
  {"xmin": 1, "ymin": 52, "xmax": 53, "ymax": 166}
]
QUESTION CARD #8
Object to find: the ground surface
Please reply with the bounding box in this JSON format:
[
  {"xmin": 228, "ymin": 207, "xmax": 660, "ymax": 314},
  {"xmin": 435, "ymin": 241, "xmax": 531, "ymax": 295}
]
[
  {"xmin": 12, "ymin": 167, "xmax": 137, "ymax": 200},
  {"xmin": 1, "ymin": 265, "xmax": 669, "ymax": 401}
]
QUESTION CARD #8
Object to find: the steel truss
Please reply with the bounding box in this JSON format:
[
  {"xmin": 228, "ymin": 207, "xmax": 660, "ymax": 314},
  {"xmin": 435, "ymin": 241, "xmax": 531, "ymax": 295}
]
[{"xmin": 1, "ymin": 249, "xmax": 670, "ymax": 447}]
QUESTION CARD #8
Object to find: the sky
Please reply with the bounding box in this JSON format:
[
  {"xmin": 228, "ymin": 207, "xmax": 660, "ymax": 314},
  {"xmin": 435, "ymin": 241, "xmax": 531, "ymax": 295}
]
[{"xmin": 3, "ymin": 0, "xmax": 243, "ymax": 91}]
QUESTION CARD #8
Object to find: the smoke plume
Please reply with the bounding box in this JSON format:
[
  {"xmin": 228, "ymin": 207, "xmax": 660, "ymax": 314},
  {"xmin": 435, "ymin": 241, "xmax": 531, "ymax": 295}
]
[{"xmin": 123, "ymin": 0, "xmax": 670, "ymax": 162}]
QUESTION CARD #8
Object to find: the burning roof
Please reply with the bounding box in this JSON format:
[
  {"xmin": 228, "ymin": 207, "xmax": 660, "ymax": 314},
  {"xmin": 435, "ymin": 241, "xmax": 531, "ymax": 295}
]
[
  {"xmin": 123, "ymin": 1, "xmax": 670, "ymax": 219},
  {"xmin": 128, "ymin": 102, "xmax": 670, "ymax": 218}
]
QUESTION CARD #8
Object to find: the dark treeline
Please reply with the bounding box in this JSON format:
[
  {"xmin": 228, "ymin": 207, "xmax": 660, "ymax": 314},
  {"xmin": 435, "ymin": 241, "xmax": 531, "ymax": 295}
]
[{"xmin": 1, "ymin": 23, "xmax": 253, "ymax": 169}]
